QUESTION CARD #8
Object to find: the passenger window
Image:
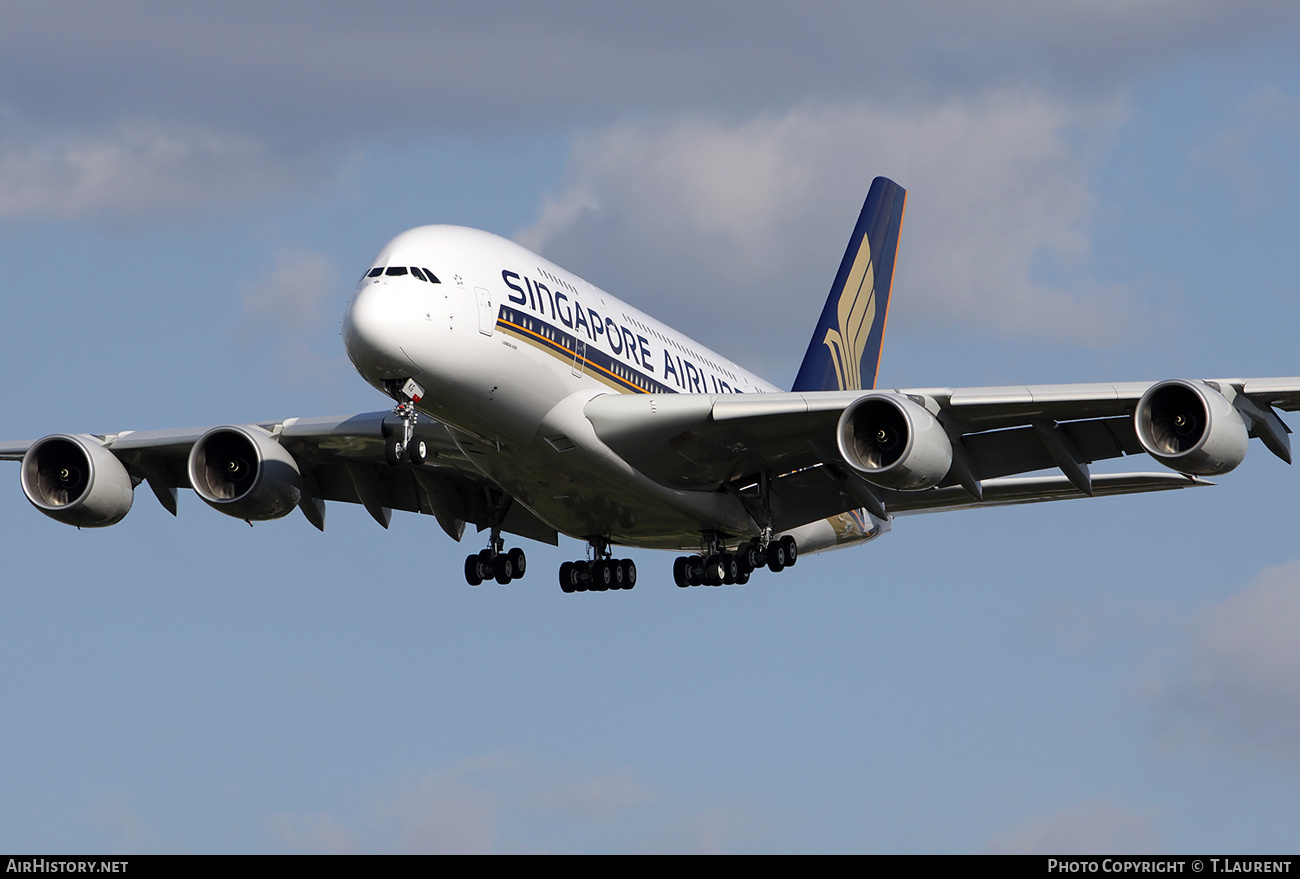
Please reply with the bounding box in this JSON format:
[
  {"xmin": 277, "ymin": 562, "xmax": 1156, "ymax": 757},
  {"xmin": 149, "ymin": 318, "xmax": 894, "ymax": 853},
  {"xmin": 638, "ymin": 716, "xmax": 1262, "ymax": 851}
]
[
  {"xmin": 366, "ymin": 267, "xmax": 383, "ymax": 278},
  {"xmin": 410, "ymin": 267, "xmax": 426, "ymax": 281},
  {"xmin": 385, "ymin": 267, "xmax": 408, "ymax": 276},
  {"xmin": 424, "ymin": 268, "xmax": 441, "ymax": 283}
]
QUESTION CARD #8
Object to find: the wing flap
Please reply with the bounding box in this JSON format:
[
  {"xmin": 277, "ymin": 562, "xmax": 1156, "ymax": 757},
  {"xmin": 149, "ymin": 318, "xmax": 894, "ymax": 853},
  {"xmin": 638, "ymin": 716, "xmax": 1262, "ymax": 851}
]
[{"xmin": 886, "ymin": 471, "xmax": 1209, "ymax": 514}]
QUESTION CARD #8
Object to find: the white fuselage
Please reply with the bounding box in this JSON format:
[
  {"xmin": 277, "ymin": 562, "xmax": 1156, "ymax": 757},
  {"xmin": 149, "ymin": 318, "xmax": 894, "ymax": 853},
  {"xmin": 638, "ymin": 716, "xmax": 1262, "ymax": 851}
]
[{"xmin": 343, "ymin": 225, "xmax": 886, "ymax": 553}]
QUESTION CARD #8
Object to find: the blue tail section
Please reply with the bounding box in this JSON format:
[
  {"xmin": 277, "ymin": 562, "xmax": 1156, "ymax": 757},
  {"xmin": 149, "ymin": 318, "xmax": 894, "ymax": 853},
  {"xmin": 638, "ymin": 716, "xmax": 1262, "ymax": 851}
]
[{"xmin": 791, "ymin": 176, "xmax": 906, "ymax": 392}]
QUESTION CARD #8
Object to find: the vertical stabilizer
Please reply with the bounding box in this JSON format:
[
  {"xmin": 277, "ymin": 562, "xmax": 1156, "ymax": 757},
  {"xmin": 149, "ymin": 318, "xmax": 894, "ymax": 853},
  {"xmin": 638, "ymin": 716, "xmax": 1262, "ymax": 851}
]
[{"xmin": 791, "ymin": 176, "xmax": 906, "ymax": 392}]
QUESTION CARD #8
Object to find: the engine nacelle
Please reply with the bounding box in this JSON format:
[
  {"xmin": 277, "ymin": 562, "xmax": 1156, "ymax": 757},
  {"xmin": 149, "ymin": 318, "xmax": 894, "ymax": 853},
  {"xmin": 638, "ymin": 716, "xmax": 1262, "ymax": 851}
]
[
  {"xmin": 1134, "ymin": 379, "xmax": 1249, "ymax": 476},
  {"xmin": 187, "ymin": 425, "xmax": 302, "ymax": 520},
  {"xmin": 20, "ymin": 434, "xmax": 134, "ymax": 527},
  {"xmin": 836, "ymin": 393, "xmax": 953, "ymax": 490}
]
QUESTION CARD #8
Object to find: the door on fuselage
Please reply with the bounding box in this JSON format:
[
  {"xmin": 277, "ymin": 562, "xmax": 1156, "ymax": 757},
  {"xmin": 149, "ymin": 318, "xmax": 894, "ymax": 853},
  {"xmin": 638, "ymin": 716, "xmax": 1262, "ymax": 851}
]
[
  {"xmin": 474, "ymin": 287, "xmax": 494, "ymax": 335},
  {"xmin": 572, "ymin": 339, "xmax": 586, "ymax": 376}
]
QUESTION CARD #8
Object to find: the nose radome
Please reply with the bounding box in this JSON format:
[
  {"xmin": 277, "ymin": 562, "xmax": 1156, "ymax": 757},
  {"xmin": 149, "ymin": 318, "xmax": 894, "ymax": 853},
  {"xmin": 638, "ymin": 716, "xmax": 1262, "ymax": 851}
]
[{"xmin": 344, "ymin": 285, "xmax": 410, "ymax": 379}]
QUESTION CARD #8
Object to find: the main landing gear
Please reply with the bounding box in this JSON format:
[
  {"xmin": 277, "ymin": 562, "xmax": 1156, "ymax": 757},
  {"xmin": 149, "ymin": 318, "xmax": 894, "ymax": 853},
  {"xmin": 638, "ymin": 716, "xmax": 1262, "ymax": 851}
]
[
  {"xmin": 672, "ymin": 534, "xmax": 798, "ymax": 587},
  {"xmin": 384, "ymin": 378, "xmax": 428, "ymax": 466},
  {"xmin": 558, "ymin": 536, "xmax": 637, "ymax": 594},
  {"xmin": 463, "ymin": 491, "xmax": 526, "ymax": 586},
  {"xmin": 464, "ymin": 536, "xmax": 528, "ymax": 586}
]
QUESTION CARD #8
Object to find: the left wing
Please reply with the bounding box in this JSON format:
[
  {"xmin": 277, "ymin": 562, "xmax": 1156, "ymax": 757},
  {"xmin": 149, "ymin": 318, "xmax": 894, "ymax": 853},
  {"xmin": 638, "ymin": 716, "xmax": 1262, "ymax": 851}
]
[
  {"xmin": 583, "ymin": 376, "xmax": 1299, "ymax": 529},
  {"xmin": 0, "ymin": 412, "xmax": 558, "ymax": 544}
]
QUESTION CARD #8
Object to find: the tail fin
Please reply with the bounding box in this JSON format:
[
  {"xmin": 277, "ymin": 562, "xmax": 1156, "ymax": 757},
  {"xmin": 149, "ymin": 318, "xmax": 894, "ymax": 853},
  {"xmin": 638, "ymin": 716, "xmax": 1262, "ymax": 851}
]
[{"xmin": 791, "ymin": 176, "xmax": 906, "ymax": 392}]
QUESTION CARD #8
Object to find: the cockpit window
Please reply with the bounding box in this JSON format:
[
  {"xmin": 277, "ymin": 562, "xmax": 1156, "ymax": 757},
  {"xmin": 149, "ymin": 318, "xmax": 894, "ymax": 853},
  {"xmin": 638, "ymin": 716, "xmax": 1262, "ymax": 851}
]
[
  {"xmin": 385, "ymin": 266, "xmax": 409, "ymax": 277},
  {"xmin": 423, "ymin": 268, "xmax": 441, "ymax": 283},
  {"xmin": 366, "ymin": 267, "xmax": 383, "ymax": 278},
  {"xmin": 410, "ymin": 267, "xmax": 426, "ymax": 281}
]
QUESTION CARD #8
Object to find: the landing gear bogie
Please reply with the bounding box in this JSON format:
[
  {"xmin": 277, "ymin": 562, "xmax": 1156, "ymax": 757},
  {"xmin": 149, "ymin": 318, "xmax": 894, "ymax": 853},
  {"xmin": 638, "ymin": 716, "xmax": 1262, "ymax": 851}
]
[
  {"xmin": 557, "ymin": 536, "xmax": 636, "ymax": 594},
  {"xmin": 463, "ymin": 543, "xmax": 527, "ymax": 586},
  {"xmin": 673, "ymin": 535, "xmax": 798, "ymax": 588}
]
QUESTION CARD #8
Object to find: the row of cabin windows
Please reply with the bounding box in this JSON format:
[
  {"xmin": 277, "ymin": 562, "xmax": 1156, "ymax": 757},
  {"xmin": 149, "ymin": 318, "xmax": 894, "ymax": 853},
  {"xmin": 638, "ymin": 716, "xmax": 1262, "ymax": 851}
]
[{"xmin": 366, "ymin": 266, "xmax": 441, "ymax": 283}]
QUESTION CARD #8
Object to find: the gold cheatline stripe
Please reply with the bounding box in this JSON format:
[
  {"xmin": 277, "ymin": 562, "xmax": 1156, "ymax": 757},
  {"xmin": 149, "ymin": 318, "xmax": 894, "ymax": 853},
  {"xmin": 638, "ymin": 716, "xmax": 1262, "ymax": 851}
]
[{"xmin": 498, "ymin": 317, "xmax": 650, "ymax": 395}]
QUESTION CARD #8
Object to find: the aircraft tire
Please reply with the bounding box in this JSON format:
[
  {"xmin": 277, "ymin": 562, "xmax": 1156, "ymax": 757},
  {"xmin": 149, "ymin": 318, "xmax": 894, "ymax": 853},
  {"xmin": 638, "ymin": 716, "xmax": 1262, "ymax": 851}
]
[
  {"xmin": 687, "ymin": 556, "xmax": 704, "ymax": 586},
  {"xmin": 464, "ymin": 554, "xmax": 483, "ymax": 586},
  {"xmin": 508, "ymin": 547, "xmax": 527, "ymax": 579},
  {"xmin": 384, "ymin": 435, "xmax": 402, "ymax": 466},
  {"xmin": 780, "ymin": 535, "xmax": 798, "ymax": 566},
  {"xmin": 407, "ymin": 439, "xmax": 428, "ymax": 466},
  {"xmin": 622, "ymin": 559, "xmax": 637, "ymax": 589},
  {"xmin": 494, "ymin": 554, "xmax": 515, "ymax": 584},
  {"xmin": 673, "ymin": 557, "xmax": 690, "ymax": 588},
  {"xmin": 767, "ymin": 543, "xmax": 786, "ymax": 573}
]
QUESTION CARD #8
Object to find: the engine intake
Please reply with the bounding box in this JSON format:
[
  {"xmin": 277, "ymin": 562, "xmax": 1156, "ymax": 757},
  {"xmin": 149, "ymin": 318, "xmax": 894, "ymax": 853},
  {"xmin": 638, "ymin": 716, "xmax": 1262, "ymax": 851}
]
[
  {"xmin": 187, "ymin": 426, "xmax": 302, "ymax": 520},
  {"xmin": 1134, "ymin": 379, "xmax": 1248, "ymax": 475},
  {"xmin": 836, "ymin": 394, "xmax": 953, "ymax": 490},
  {"xmin": 20, "ymin": 434, "xmax": 134, "ymax": 527}
]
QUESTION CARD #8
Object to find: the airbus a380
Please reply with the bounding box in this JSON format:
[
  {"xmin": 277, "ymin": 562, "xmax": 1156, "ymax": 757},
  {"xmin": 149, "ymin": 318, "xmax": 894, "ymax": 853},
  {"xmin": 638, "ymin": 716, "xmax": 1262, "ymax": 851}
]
[{"xmin": 5, "ymin": 177, "xmax": 1299, "ymax": 591}]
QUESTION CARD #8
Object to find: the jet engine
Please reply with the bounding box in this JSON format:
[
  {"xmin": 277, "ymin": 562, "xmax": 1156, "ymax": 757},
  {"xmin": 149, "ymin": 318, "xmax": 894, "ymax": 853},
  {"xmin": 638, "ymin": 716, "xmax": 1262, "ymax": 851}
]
[
  {"xmin": 20, "ymin": 434, "xmax": 134, "ymax": 527},
  {"xmin": 836, "ymin": 393, "xmax": 953, "ymax": 490},
  {"xmin": 1134, "ymin": 379, "xmax": 1249, "ymax": 476},
  {"xmin": 187, "ymin": 426, "xmax": 302, "ymax": 520}
]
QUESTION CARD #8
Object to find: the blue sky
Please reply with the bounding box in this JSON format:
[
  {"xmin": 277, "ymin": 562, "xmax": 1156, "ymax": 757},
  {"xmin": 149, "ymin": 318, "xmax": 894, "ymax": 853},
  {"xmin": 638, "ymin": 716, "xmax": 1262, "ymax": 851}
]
[{"xmin": 3, "ymin": 1, "xmax": 1300, "ymax": 853}]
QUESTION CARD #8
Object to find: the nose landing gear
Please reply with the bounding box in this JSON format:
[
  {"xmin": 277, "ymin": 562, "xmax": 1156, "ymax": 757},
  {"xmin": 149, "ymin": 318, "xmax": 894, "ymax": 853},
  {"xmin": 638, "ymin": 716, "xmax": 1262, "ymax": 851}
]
[{"xmin": 383, "ymin": 378, "xmax": 428, "ymax": 466}]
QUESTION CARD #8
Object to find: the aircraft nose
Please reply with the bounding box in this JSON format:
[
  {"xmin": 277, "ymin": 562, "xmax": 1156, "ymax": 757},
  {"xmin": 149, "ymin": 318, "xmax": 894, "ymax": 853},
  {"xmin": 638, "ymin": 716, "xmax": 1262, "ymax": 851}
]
[{"xmin": 344, "ymin": 284, "xmax": 410, "ymax": 379}]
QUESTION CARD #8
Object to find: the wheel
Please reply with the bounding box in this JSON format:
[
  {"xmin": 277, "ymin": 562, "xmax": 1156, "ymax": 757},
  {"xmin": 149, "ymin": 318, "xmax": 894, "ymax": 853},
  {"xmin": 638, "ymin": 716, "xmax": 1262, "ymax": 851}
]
[
  {"xmin": 407, "ymin": 439, "xmax": 428, "ymax": 465},
  {"xmin": 559, "ymin": 561, "xmax": 577, "ymax": 593},
  {"xmin": 507, "ymin": 547, "xmax": 527, "ymax": 579},
  {"xmin": 687, "ymin": 555, "xmax": 704, "ymax": 586},
  {"xmin": 703, "ymin": 554, "xmax": 725, "ymax": 586},
  {"xmin": 767, "ymin": 543, "xmax": 786, "ymax": 573},
  {"xmin": 737, "ymin": 541, "xmax": 759, "ymax": 574},
  {"xmin": 464, "ymin": 553, "xmax": 483, "ymax": 586},
  {"xmin": 725, "ymin": 554, "xmax": 741, "ymax": 584},
  {"xmin": 735, "ymin": 570, "xmax": 750, "ymax": 585},
  {"xmin": 622, "ymin": 559, "xmax": 637, "ymax": 589},
  {"xmin": 593, "ymin": 560, "xmax": 613, "ymax": 591},
  {"xmin": 673, "ymin": 556, "xmax": 690, "ymax": 588},
  {"xmin": 384, "ymin": 435, "xmax": 403, "ymax": 466},
  {"xmin": 612, "ymin": 559, "xmax": 625, "ymax": 589},
  {"xmin": 573, "ymin": 560, "xmax": 590, "ymax": 592},
  {"xmin": 780, "ymin": 535, "xmax": 798, "ymax": 566},
  {"xmin": 475, "ymin": 550, "xmax": 493, "ymax": 582},
  {"xmin": 494, "ymin": 554, "xmax": 515, "ymax": 584}
]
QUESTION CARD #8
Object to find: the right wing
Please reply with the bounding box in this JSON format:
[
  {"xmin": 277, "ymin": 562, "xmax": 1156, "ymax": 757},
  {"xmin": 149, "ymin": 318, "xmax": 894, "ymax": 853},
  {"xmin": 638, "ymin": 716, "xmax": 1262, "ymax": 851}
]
[
  {"xmin": 0, "ymin": 412, "xmax": 557, "ymax": 544},
  {"xmin": 583, "ymin": 376, "xmax": 1299, "ymax": 531}
]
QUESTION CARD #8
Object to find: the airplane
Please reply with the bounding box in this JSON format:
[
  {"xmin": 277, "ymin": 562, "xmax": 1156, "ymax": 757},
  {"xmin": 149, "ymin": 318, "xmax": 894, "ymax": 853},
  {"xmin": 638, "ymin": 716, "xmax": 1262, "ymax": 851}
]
[{"xmin": 4, "ymin": 176, "xmax": 1298, "ymax": 592}]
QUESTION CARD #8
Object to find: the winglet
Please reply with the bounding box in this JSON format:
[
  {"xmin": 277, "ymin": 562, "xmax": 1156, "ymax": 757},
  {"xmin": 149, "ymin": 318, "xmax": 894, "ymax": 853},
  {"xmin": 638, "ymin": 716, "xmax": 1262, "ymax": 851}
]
[{"xmin": 791, "ymin": 176, "xmax": 906, "ymax": 393}]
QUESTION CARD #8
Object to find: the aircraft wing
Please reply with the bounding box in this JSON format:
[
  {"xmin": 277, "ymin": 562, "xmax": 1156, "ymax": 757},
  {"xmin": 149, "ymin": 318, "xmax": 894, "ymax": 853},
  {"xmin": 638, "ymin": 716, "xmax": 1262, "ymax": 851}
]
[
  {"xmin": 584, "ymin": 377, "xmax": 1300, "ymax": 530},
  {"xmin": 0, "ymin": 412, "xmax": 558, "ymax": 544}
]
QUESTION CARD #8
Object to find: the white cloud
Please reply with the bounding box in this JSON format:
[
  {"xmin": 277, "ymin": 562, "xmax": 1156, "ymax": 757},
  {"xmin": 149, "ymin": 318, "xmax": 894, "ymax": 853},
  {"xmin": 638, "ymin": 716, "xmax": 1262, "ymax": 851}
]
[
  {"xmin": 526, "ymin": 767, "xmax": 654, "ymax": 822},
  {"xmin": 1152, "ymin": 560, "xmax": 1300, "ymax": 764},
  {"xmin": 261, "ymin": 755, "xmax": 755, "ymax": 854},
  {"xmin": 1190, "ymin": 86, "xmax": 1300, "ymax": 199},
  {"xmin": 235, "ymin": 248, "xmax": 353, "ymax": 388},
  {"xmin": 518, "ymin": 92, "xmax": 1157, "ymax": 370},
  {"xmin": 986, "ymin": 798, "xmax": 1165, "ymax": 854},
  {"xmin": 239, "ymin": 249, "xmax": 339, "ymax": 335},
  {"xmin": 0, "ymin": 122, "xmax": 310, "ymax": 220},
  {"xmin": 264, "ymin": 811, "xmax": 358, "ymax": 855}
]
